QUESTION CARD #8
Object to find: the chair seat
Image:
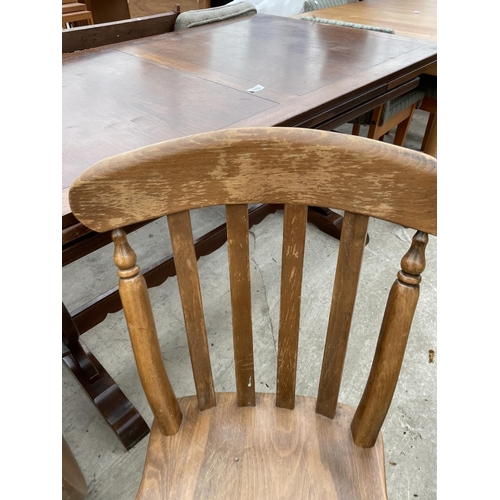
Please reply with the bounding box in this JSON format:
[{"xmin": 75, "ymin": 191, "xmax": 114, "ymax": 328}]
[{"xmin": 137, "ymin": 393, "xmax": 387, "ymax": 499}]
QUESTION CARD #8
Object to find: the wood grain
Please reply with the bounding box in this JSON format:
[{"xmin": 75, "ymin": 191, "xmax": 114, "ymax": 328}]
[
  {"xmin": 351, "ymin": 231, "xmax": 429, "ymax": 447},
  {"xmin": 63, "ymin": 14, "xmax": 436, "ymax": 196},
  {"xmin": 113, "ymin": 229, "xmax": 182, "ymax": 435},
  {"xmin": 276, "ymin": 204, "xmax": 308, "ymax": 409},
  {"xmin": 137, "ymin": 393, "xmax": 387, "ymax": 499},
  {"xmin": 62, "ymin": 11, "xmax": 179, "ymax": 53},
  {"xmin": 316, "ymin": 211, "xmax": 369, "ymax": 418},
  {"xmin": 69, "ymin": 127, "xmax": 437, "ymax": 236},
  {"xmin": 167, "ymin": 211, "xmax": 216, "ymax": 411},
  {"xmin": 226, "ymin": 204, "xmax": 255, "ymax": 407},
  {"xmin": 294, "ymin": 0, "xmax": 437, "ymax": 42}
]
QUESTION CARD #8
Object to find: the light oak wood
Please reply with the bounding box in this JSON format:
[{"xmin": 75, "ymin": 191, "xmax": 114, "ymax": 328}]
[
  {"xmin": 226, "ymin": 204, "xmax": 255, "ymax": 407},
  {"xmin": 129, "ymin": 0, "xmax": 209, "ymax": 18},
  {"xmin": 168, "ymin": 211, "xmax": 216, "ymax": 411},
  {"xmin": 69, "ymin": 127, "xmax": 436, "ymax": 498},
  {"xmin": 276, "ymin": 204, "xmax": 308, "ymax": 409},
  {"xmin": 316, "ymin": 211, "xmax": 369, "ymax": 418},
  {"xmin": 113, "ymin": 229, "xmax": 182, "ymax": 435},
  {"xmin": 69, "ymin": 128, "xmax": 437, "ymax": 236},
  {"xmin": 137, "ymin": 393, "xmax": 387, "ymax": 499},
  {"xmin": 351, "ymin": 231, "xmax": 429, "ymax": 447},
  {"xmin": 293, "ymin": 0, "xmax": 437, "ymax": 42}
]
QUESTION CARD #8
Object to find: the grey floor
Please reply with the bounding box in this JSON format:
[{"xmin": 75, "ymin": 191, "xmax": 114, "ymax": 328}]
[{"xmin": 62, "ymin": 110, "xmax": 437, "ymax": 499}]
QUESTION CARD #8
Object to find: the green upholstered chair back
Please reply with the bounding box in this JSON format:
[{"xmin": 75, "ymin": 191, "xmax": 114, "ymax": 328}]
[
  {"xmin": 303, "ymin": 0, "xmax": 357, "ymax": 13},
  {"xmin": 174, "ymin": 1, "xmax": 257, "ymax": 31}
]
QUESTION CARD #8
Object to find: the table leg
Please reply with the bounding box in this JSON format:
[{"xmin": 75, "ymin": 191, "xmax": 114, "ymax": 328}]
[{"xmin": 63, "ymin": 303, "xmax": 150, "ymax": 451}]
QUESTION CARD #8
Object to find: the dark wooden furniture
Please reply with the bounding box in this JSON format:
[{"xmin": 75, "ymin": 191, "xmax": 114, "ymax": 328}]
[
  {"xmin": 69, "ymin": 127, "xmax": 437, "ymax": 498},
  {"xmin": 292, "ymin": 0, "xmax": 437, "ymax": 156},
  {"xmin": 63, "ymin": 13, "xmax": 436, "ymax": 450},
  {"xmin": 62, "ymin": 10, "xmax": 183, "ymax": 451},
  {"xmin": 62, "ymin": 9, "xmax": 180, "ymax": 52},
  {"xmin": 84, "ymin": 0, "xmax": 130, "ymax": 24}
]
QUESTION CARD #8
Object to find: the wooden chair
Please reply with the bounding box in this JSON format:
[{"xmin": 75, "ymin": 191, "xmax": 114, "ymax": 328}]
[
  {"xmin": 417, "ymin": 74, "xmax": 437, "ymax": 157},
  {"xmin": 298, "ymin": 16, "xmax": 424, "ymax": 147},
  {"xmin": 62, "ymin": 0, "xmax": 93, "ymax": 29},
  {"xmin": 69, "ymin": 127, "xmax": 436, "ymax": 499},
  {"xmin": 350, "ymin": 88, "xmax": 425, "ymax": 146}
]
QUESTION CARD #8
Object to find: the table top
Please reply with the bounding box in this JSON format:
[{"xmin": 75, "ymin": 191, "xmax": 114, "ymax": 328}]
[
  {"xmin": 62, "ymin": 14, "xmax": 436, "ymax": 219},
  {"xmin": 293, "ymin": 0, "xmax": 437, "ymax": 42}
]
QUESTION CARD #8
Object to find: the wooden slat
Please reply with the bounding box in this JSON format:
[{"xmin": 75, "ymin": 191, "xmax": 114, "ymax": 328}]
[
  {"xmin": 276, "ymin": 204, "xmax": 308, "ymax": 409},
  {"xmin": 226, "ymin": 204, "xmax": 255, "ymax": 407},
  {"xmin": 316, "ymin": 211, "xmax": 369, "ymax": 419},
  {"xmin": 167, "ymin": 211, "xmax": 216, "ymax": 411},
  {"xmin": 351, "ymin": 231, "xmax": 429, "ymax": 447}
]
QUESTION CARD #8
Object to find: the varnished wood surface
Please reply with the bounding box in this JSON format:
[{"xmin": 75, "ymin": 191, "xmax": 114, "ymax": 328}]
[
  {"xmin": 137, "ymin": 393, "xmax": 387, "ymax": 499},
  {"xmin": 294, "ymin": 0, "xmax": 437, "ymax": 42},
  {"xmin": 69, "ymin": 128, "xmax": 437, "ymax": 236},
  {"xmin": 63, "ymin": 13, "xmax": 437, "ymax": 217}
]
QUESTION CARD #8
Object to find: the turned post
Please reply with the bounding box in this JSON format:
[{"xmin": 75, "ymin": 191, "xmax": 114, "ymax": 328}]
[
  {"xmin": 113, "ymin": 228, "xmax": 182, "ymax": 436},
  {"xmin": 351, "ymin": 231, "xmax": 429, "ymax": 448}
]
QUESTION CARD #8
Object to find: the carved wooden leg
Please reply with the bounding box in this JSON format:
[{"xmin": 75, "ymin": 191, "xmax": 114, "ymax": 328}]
[
  {"xmin": 62, "ymin": 303, "xmax": 150, "ymax": 450},
  {"xmin": 351, "ymin": 231, "xmax": 429, "ymax": 448}
]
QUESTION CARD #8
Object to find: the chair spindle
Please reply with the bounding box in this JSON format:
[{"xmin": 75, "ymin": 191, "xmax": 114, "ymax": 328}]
[
  {"xmin": 276, "ymin": 204, "xmax": 308, "ymax": 409},
  {"xmin": 351, "ymin": 231, "xmax": 429, "ymax": 448},
  {"xmin": 316, "ymin": 212, "xmax": 369, "ymax": 418},
  {"xmin": 226, "ymin": 204, "xmax": 255, "ymax": 407},
  {"xmin": 113, "ymin": 229, "xmax": 182, "ymax": 436},
  {"xmin": 167, "ymin": 211, "xmax": 217, "ymax": 411}
]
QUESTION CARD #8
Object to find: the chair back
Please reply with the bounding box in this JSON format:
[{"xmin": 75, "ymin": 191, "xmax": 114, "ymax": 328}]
[
  {"xmin": 69, "ymin": 127, "xmax": 436, "ymax": 448},
  {"xmin": 303, "ymin": 0, "xmax": 357, "ymax": 13},
  {"xmin": 174, "ymin": 1, "xmax": 257, "ymax": 30}
]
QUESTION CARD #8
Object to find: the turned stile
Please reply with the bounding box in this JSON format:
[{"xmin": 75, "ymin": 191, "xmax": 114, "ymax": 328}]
[
  {"xmin": 351, "ymin": 231, "xmax": 429, "ymax": 448},
  {"xmin": 112, "ymin": 229, "xmax": 182, "ymax": 436}
]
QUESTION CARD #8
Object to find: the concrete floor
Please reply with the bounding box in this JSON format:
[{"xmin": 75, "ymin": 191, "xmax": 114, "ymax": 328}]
[{"xmin": 62, "ymin": 110, "xmax": 437, "ymax": 499}]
